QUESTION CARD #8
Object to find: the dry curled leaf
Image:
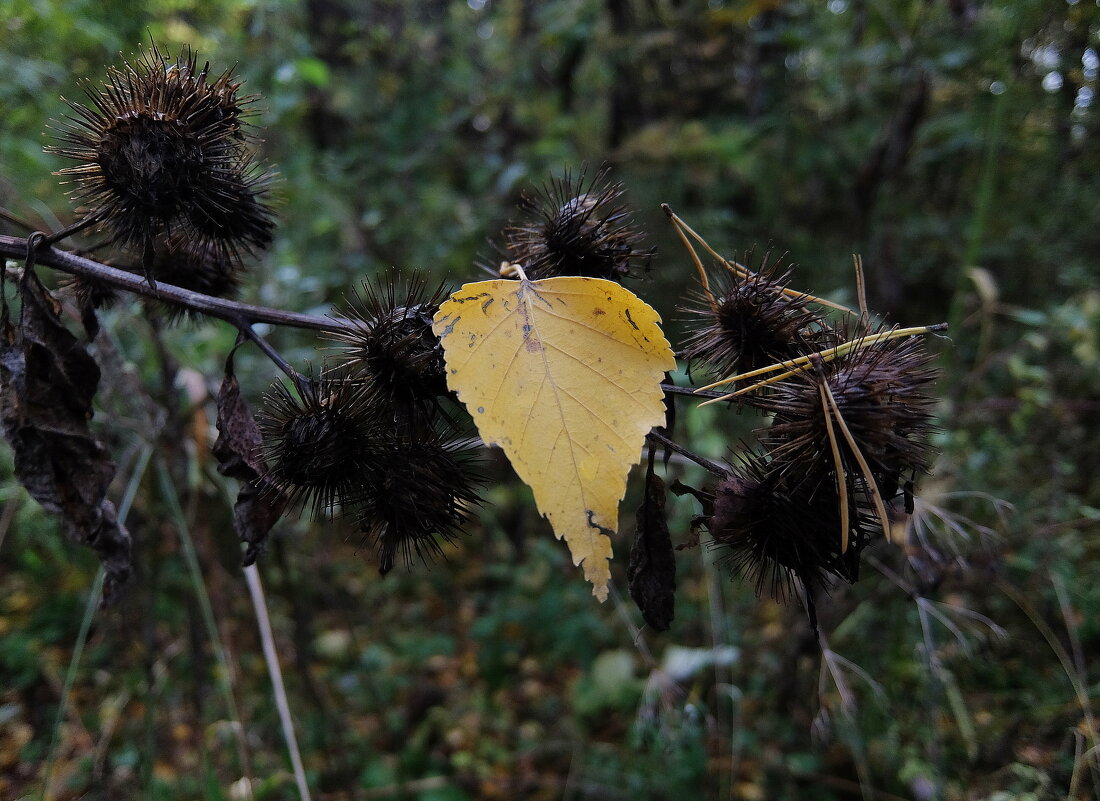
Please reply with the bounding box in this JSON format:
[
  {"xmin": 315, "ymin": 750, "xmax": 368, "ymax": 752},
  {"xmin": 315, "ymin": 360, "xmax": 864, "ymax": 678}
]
[
  {"xmin": 628, "ymin": 457, "xmax": 675, "ymax": 631},
  {"xmin": 433, "ymin": 271, "xmax": 675, "ymax": 600},
  {"xmin": 211, "ymin": 351, "xmax": 285, "ymax": 565},
  {"xmin": 0, "ymin": 272, "xmax": 131, "ymax": 599}
]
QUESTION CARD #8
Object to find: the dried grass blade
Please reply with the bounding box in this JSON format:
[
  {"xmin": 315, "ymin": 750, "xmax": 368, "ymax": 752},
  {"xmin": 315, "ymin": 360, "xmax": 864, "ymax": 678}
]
[
  {"xmin": 820, "ymin": 381, "xmax": 892, "ymax": 539},
  {"xmin": 820, "ymin": 384, "xmax": 851, "ymax": 553}
]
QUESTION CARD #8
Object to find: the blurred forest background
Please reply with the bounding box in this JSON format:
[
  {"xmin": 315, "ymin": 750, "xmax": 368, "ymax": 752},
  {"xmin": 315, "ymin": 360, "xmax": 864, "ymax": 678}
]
[{"xmin": 1, "ymin": 0, "xmax": 1098, "ymax": 799}]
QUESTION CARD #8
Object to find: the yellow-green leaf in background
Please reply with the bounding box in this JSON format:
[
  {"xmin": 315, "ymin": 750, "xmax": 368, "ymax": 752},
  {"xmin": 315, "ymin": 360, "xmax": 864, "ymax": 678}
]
[{"xmin": 432, "ymin": 269, "xmax": 675, "ymax": 600}]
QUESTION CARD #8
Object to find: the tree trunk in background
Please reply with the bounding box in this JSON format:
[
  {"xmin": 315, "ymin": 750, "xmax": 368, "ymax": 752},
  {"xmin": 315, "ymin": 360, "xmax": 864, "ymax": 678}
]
[
  {"xmin": 606, "ymin": 0, "xmax": 643, "ymax": 150},
  {"xmin": 857, "ymin": 73, "xmax": 930, "ymax": 314}
]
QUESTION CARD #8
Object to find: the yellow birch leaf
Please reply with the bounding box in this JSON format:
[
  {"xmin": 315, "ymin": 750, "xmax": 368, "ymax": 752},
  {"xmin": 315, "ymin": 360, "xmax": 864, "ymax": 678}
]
[{"xmin": 432, "ymin": 273, "xmax": 676, "ymax": 601}]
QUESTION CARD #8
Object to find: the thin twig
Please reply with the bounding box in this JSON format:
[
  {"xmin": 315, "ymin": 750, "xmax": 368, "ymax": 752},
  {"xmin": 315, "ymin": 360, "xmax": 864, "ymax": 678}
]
[
  {"xmin": 0, "ymin": 234, "xmax": 348, "ymax": 333},
  {"xmin": 660, "ymin": 382, "xmax": 735, "ymax": 401},
  {"xmin": 237, "ymin": 324, "xmax": 306, "ymax": 388},
  {"xmin": 646, "ymin": 428, "xmax": 728, "ymax": 476},
  {"xmin": 39, "ymin": 214, "xmax": 103, "ymax": 246}
]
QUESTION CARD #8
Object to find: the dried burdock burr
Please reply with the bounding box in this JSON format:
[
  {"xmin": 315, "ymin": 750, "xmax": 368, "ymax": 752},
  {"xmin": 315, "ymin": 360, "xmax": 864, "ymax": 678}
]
[
  {"xmin": 256, "ymin": 370, "xmax": 377, "ymax": 517},
  {"xmin": 756, "ymin": 331, "xmax": 939, "ymax": 505},
  {"xmin": 256, "ymin": 356, "xmax": 481, "ymax": 575},
  {"xmin": 182, "ymin": 154, "xmax": 275, "ymax": 259},
  {"xmin": 143, "ymin": 236, "xmax": 244, "ymax": 320},
  {"xmin": 48, "ymin": 44, "xmax": 274, "ymax": 272},
  {"xmin": 328, "ymin": 272, "xmax": 451, "ymax": 411},
  {"xmin": 63, "ymin": 273, "xmax": 120, "ymax": 315},
  {"xmin": 681, "ymin": 254, "xmax": 827, "ymax": 379},
  {"xmin": 500, "ymin": 166, "xmax": 652, "ymax": 281},
  {"xmin": 705, "ymin": 452, "xmax": 877, "ymax": 632},
  {"xmin": 355, "ymin": 428, "xmax": 483, "ymax": 575},
  {"xmin": 677, "ymin": 253, "xmax": 827, "ymax": 378}
]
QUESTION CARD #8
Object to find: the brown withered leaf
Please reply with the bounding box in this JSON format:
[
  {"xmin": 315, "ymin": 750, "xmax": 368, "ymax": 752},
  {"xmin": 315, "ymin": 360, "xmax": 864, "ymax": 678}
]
[
  {"xmin": 212, "ymin": 354, "xmax": 265, "ymax": 480},
  {"xmin": 211, "ymin": 350, "xmax": 284, "ymax": 565},
  {"xmin": 0, "ymin": 272, "xmax": 131, "ymax": 600},
  {"xmin": 627, "ymin": 456, "xmax": 676, "ymax": 631}
]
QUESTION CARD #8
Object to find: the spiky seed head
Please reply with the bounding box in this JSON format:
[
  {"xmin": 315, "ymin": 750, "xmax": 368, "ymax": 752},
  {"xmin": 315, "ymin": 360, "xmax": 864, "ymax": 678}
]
[
  {"xmin": 757, "ymin": 332, "xmax": 939, "ymax": 501},
  {"xmin": 150, "ymin": 236, "xmax": 241, "ymax": 295},
  {"xmin": 62, "ymin": 274, "xmax": 120, "ymax": 316},
  {"xmin": 48, "ymin": 44, "xmax": 274, "ymax": 260},
  {"xmin": 356, "ymin": 429, "xmax": 482, "ymax": 575},
  {"xmin": 257, "ymin": 372, "xmax": 376, "ymax": 517},
  {"xmin": 709, "ymin": 455, "xmax": 830, "ymax": 598},
  {"xmin": 705, "ymin": 453, "xmax": 879, "ymax": 632},
  {"xmin": 501, "ymin": 166, "xmax": 652, "ymax": 281},
  {"xmin": 328, "ymin": 273, "xmax": 450, "ymax": 411},
  {"xmin": 182, "ymin": 155, "xmax": 275, "ymax": 257},
  {"xmin": 142, "ymin": 236, "xmax": 245, "ymax": 321},
  {"xmin": 681, "ymin": 255, "xmax": 826, "ymax": 379}
]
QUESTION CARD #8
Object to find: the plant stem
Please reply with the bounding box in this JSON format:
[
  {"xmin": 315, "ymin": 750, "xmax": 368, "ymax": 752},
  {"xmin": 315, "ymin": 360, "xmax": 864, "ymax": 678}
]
[
  {"xmin": 40, "ymin": 213, "xmax": 104, "ymax": 246},
  {"xmin": 237, "ymin": 323, "xmax": 306, "ymax": 389},
  {"xmin": 41, "ymin": 570, "xmax": 104, "ymax": 801},
  {"xmin": 647, "ymin": 428, "xmax": 728, "ymax": 476},
  {"xmin": 660, "ymin": 382, "xmax": 734, "ymax": 401},
  {"xmin": 156, "ymin": 460, "xmax": 255, "ymax": 795},
  {"xmin": 1, "ymin": 235, "xmax": 348, "ymax": 333},
  {"xmin": 0, "ymin": 206, "xmax": 37, "ymax": 232},
  {"xmin": 244, "ymin": 564, "xmax": 313, "ymax": 801}
]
